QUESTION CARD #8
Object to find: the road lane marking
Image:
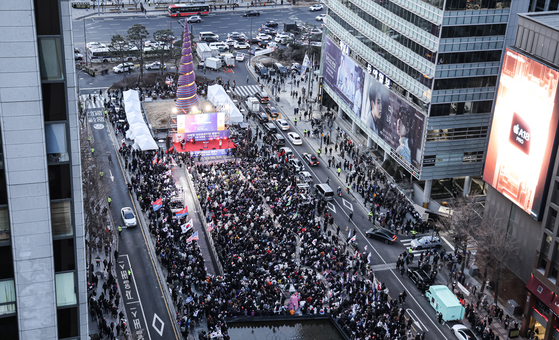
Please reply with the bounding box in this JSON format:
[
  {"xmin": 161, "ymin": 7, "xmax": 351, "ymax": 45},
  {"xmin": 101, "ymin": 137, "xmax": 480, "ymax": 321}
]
[
  {"xmin": 119, "ymin": 254, "xmax": 152, "ymax": 340},
  {"xmin": 152, "ymin": 313, "xmax": 165, "ymax": 336}
]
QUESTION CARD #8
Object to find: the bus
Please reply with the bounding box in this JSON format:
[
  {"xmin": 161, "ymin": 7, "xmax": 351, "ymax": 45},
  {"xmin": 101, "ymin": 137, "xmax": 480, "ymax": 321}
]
[
  {"xmin": 87, "ymin": 47, "xmax": 139, "ymax": 63},
  {"xmin": 168, "ymin": 3, "xmax": 210, "ymax": 17}
]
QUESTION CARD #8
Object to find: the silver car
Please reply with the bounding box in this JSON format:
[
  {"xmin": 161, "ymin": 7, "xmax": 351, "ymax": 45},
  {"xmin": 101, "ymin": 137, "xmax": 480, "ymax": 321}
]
[{"xmin": 410, "ymin": 236, "xmax": 442, "ymax": 250}]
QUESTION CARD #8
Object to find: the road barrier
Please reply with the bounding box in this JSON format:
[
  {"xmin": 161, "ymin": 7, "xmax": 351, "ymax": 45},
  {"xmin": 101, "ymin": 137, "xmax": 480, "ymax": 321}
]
[{"xmin": 72, "ymin": 2, "xmax": 91, "ymax": 9}]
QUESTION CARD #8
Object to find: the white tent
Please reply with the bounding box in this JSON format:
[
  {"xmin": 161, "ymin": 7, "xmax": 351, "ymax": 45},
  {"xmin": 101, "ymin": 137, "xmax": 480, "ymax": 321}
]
[
  {"xmin": 123, "ymin": 90, "xmax": 158, "ymax": 151},
  {"xmin": 207, "ymin": 84, "xmax": 243, "ymax": 124}
]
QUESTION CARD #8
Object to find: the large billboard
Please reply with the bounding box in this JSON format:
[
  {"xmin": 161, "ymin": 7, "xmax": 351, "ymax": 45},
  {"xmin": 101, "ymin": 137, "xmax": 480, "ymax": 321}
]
[
  {"xmin": 483, "ymin": 48, "xmax": 559, "ymax": 220},
  {"xmin": 177, "ymin": 112, "xmax": 226, "ymax": 134},
  {"xmin": 323, "ymin": 37, "xmax": 365, "ymax": 116},
  {"xmin": 359, "ymin": 72, "xmax": 426, "ymax": 170}
]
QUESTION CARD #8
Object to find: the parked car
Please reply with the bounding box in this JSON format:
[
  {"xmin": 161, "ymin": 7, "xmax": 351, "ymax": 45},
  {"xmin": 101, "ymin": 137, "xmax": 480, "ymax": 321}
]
[
  {"xmin": 452, "ymin": 325, "xmax": 478, "ymax": 340},
  {"xmin": 228, "ymin": 32, "xmax": 245, "ymax": 39},
  {"xmin": 265, "ymin": 21, "xmax": 279, "ymax": 27},
  {"xmin": 407, "ymin": 266, "xmax": 434, "ymax": 292},
  {"xmin": 259, "ymin": 27, "xmax": 276, "ymax": 35},
  {"xmin": 225, "ymin": 38, "xmax": 236, "ymax": 47},
  {"xmin": 302, "ymin": 152, "xmax": 319, "ymax": 166},
  {"xmin": 256, "ymin": 33, "xmax": 272, "ymax": 41},
  {"xmin": 275, "ymin": 119, "xmax": 290, "ymax": 130},
  {"xmin": 254, "ymin": 63, "xmax": 269, "ymax": 77},
  {"xmin": 250, "ymin": 46, "xmax": 263, "ymax": 55},
  {"xmin": 289, "ymin": 158, "xmax": 304, "ymax": 172},
  {"xmin": 279, "ymin": 147, "xmax": 294, "ymax": 159},
  {"xmin": 310, "ymin": 28, "xmax": 323, "ymax": 35},
  {"xmin": 365, "ymin": 228, "xmax": 397, "ymax": 244},
  {"xmin": 298, "ymin": 171, "xmax": 313, "ymax": 183},
  {"xmin": 243, "ymin": 10, "xmax": 260, "ymax": 16},
  {"xmin": 235, "ymin": 53, "xmax": 246, "ymax": 62},
  {"xmin": 287, "ymin": 132, "xmax": 302, "ymax": 145},
  {"xmin": 121, "ymin": 207, "xmax": 137, "ymax": 227},
  {"xmin": 144, "ymin": 61, "xmax": 166, "ymax": 70},
  {"xmin": 264, "ymin": 122, "xmax": 278, "ymax": 133},
  {"xmin": 316, "ymin": 14, "xmax": 326, "ymax": 21},
  {"xmin": 410, "ymin": 236, "xmax": 442, "ymax": 250},
  {"xmin": 187, "ymin": 15, "xmax": 202, "ymax": 23},
  {"xmin": 309, "ymin": 4, "xmax": 324, "ymax": 11},
  {"xmin": 113, "ymin": 62, "xmax": 135, "ymax": 73}
]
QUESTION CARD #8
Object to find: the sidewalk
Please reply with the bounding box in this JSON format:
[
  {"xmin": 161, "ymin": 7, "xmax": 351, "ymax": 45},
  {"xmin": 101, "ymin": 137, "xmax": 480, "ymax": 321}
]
[{"xmin": 245, "ymin": 58, "xmax": 526, "ymax": 339}]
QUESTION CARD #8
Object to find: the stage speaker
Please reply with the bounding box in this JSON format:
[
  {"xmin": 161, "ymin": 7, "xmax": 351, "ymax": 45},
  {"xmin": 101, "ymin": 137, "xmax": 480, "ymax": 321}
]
[{"xmin": 166, "ymin": 135, "xmax": 171, "ymax": 150}]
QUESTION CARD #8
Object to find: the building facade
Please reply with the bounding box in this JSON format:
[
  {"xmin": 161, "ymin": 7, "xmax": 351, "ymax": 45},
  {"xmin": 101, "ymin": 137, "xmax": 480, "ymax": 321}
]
[
  {"xmin": 319, "ymin": 0, "xmax": 532, "ymax": 204},
  {"xmin": 0, "ymin": 0, "xmax": 87, "ymax": 339},
  {"xmin": 483, "ymin": 11, "xmax": 559, "ymax": 340}
]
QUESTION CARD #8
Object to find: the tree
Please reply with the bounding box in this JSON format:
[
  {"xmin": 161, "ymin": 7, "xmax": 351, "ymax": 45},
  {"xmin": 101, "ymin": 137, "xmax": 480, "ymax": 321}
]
[
  {"xmin": 109, "ymin": 34, "xmax": 128, "ymax": 65},
  {"xmin": 472, "ymin": 212, "xmax": 518, "ymax": 304},
  {"xmin": 152, "ymin": 29, "xmax": 175, "ymax": 77},
  {"xmin": 127, "ymin": 24, "xmax": 149, "ymax": 84}
]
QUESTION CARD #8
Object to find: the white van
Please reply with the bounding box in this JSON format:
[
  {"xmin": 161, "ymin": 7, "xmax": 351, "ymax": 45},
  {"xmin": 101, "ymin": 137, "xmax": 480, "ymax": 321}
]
[
  {"xmin": 199, "ymin": 31, "xmax": 219, "ymax": 42},
  {"xmin": 315, "ymin": 183, "xmax": 334, "ymax": 201}
]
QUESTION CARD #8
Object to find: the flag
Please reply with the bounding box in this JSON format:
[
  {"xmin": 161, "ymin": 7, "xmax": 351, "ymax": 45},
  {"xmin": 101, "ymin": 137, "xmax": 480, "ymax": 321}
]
[
  {"xmin": 300, "ymin": 52, "xmax": 311, "ymax": 78},
  {"xmin": 152, "ymin": 155, "xmax": 157, "ymax": 165},
  {"xmin": 162, "ymin": 216, "xmax": 167, "ymax": 224},
  {"xmin": 207, "ymin": 222, "xmax": 214, "ymax": 232},
  {"xmin": 181, "ymin": 221, "xmax": 193, "ymax": 234},
  {"xmin": 349, "ymin": 235, "xmax": 357, "ymax": 243},
  {"xmin": 152, "ymin": 198, "xmax": 163, "ymax": 211},
  {"xmin": 175, "ymin": 207, "xmax": 188, "ymax": 219},
  {"xmin": 186, "ymin": 231, "xmax": 199, "ymax": 243},
  {"xmin": 364, "ymin": 245, "xmax": 368, "ymax": 251},
  {"xmin": 184, "ymin": 296, "xmax": 193, "ymax": 304},
  {"xmin": 367, "ymin": 252, "xmax": 372, "ymax": 264}
]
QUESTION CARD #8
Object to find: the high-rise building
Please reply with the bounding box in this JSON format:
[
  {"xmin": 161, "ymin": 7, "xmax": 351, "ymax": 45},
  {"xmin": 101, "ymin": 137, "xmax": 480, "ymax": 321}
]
[
  {"xmin": 483, "ymin": 11, "xmax": 559, "ymax": 340},
  {"xmin": 0, "ymin": 0, "xmax": 87, "ymax": 339},
  {"xmin": 319, "ymin": 0, "xmax": 532, "ymax": 206}
]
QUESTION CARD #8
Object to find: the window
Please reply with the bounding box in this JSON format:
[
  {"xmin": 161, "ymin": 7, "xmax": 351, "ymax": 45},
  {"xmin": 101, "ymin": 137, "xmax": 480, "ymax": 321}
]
[
  {"xmin": 548, "ymin": 208, "xmax": 557, "ymax": 232},
  {"xmin": 550, "ymin": 266, "xmax": 559, "ymax": 283},
  {"xmin": 55, "ymin": 272, "xmax": 76, "ymax": 307},
  {"xmin": 57, "ymin": 307, "xmax": 78, "ymax": 339},
  {"xmin": 48, "ymin": 164, "xmax": 71, "ymax": 199},
  {"xmin": 438, "ymin": 50, "xmax": 502, "ymax": 64},
  {"xmin": 45, "ymin": 123, "xmax": 69, "ymax": 163},
  {"xmin": 441, "ymin": 24, "xmax": 507, "ymax": 39},
  {"xmin": 430, "ymin": 101, "xmax": 493, "ymax": 116},
  {"xmin": 41, "ymin": 83, "xmax": 67, "ymax": 122},
  {"xmin": 54, "ymin": 239, "xmax": 75, "ymax": 272},
  {"xmin": 445, "ymin": 0, "xmax": 511, "ymax": 10},
  {"xmin": 0, "ymin": 246, "xmax": 14, "ymax": 279},
  {"xmin": 33, "ymin": 0, "xmax": 60, "ymax": 35},
  {"xmin": 0, "ymin": 171, "xmax": 8, "ymax": 205},
  {"xmin": 434, "ymin": 76, "xmax": 497, "ymax": 90},
  {"xmin": 0, "ymin": 208, "xmax": 9, "ymax": 244},
  {"xmin": 426, "ymin": 126, "xmax": 488, "ymax": 141},
  {"xmin": 51, "ymin": 201, "xmax": 72, "ymax": 237},
  {"xmin": 38, "ymin": 37, "xmax": 64, "ymax": 81},
  {"xmin": 0, "ymin": 280, "xmax": 16, "ymax": 316},
  {"xmin": 0, "ymin": 315, "xmax": 18, "ymax": 340}
]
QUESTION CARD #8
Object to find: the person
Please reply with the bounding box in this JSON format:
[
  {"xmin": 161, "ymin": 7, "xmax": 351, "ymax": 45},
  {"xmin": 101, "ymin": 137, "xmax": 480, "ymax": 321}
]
[
  {"xmin": 118, "ymin": 225, "xmax": 122, "ymax": 236},
  {"xmin": 336, "ymin": 55, "xmax": 345, "ymax": 88},
  {"xmin": 362, "ymin": 80, "xmax": 385, "ymax": 135},
  {"xmin": 337, "ymin": 186, "xmax": 342, "ymax": 196},
  {"xmin": 368, "ymin": 210, "xmax": 373, "ymax": 221},
  {"xmin": 108, "ymin": 197, "xmax": 112, "ymax": 206},
  {"xmin": 108, "ymin": 154, "xmax": 112, "ymax": 164},
  {"xmin": 395, "ymin": 110, "xmax": 412, "ymax": 164},
  {"xmin": 247, "ymin": 75, "xmax": 249, "ymax": 84},
  {"xmin": 294, "ymin": 117, "xmax": 297, "ymax": 126},
  {"xmin": 219, "ymin": 139, "xmax": 222, "ymax": 148}
]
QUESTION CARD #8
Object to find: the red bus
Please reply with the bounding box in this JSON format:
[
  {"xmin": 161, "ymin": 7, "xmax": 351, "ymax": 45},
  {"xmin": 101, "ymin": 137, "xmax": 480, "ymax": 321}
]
[{"xmin": 168, "ymin": 3, "xmax": 210, "ymax": 17}]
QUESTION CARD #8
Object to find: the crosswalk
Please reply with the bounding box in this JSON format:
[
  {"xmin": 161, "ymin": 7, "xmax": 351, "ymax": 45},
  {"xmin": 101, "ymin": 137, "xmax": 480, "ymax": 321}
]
[
  {"xmin": 400, "ymin": 239, "xmax": 438, "ymax": 255},
  {"xmin": 230, "ymin": 85, "xmax": 261, "ymax": 98},
  {"xmin": 79, "ymin": 94, "xmax": 105, "ymax": 110}
]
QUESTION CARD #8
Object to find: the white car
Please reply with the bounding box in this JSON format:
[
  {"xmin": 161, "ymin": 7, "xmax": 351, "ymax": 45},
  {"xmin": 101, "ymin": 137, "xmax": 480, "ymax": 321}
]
[
  {"xmin": 113, "ymin": 62, "xmax": 135, "ymax": 73},
  {"xmin": 187, "ymin": 15, "xmax": 202, "ymax": 23},
  {"xmin": 316, "ymin": 14, "xmax": 326, "ymax": 21},
  {"xmin": 256, "ymin": 33, "xmax": 272, "ymax": 41},
  {"xmin": 235, "ymin": 41, "xmax": 250, "ymax": 49},
  {"xmin": 452, "ymin": 325, "xmax": 478, "ymax": 340},
  {"xmin": 236, "ymin": 53, "xmax": 246, "ymax": 62},
  {"xmin": 275, "ymin": 119, "xmax": 290, "ymax": 131},
  {"xmin": 225, "ymin": 38, "xmax": 236, "ymax": 47},
  {"xmin": 275, "ymin": 33, "xmax": 289, "ymax": 42},
  {"xmin": 410, "ymin": 236, "xmax": 442, "ymax": 250},
  {"xmin": 287, "ymin": 132, "xmax": 302, "ymax": 145},
  {"xmin": 268, "ymin": 41, "xmax": 278, "ymax": 48},
  {"xmin": 310, "ymin": 28, "xmax": 323, "ymax": 35},
  {"xmin": 86, "ymin": 41, "xmax": 105, "ymax": 49},
  {"xmin": 144, "ymin": 40, "xmax": 164, "ymax": 48},
  {"xmin": 144, "ymin": 61, "xmax": 166, "ymax": 70},
  {"xmin": 121, "ymin": 207, "xmax": 137, "ymax": 227},
  {"xmin": 309, "ymin": 4, "xmax": 324, "ymax": 11},
  {"xmin": 288, "ymin": 158, "xmax": 304, "ymax": 172}
]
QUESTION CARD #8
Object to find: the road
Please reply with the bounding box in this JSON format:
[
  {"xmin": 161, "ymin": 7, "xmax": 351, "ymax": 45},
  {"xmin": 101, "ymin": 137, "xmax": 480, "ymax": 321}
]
[{"xmin": 76, "ymin": 8, "xmax": 456, "ymax": 340}]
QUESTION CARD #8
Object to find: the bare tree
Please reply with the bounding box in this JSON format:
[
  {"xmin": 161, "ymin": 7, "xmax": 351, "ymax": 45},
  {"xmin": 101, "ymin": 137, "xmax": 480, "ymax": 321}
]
[
  {"xmin": 472, "ymin": 212, "xmax": 518, "ymax": 304},
  {"xmin": 109, "ymin": 34, "xmax": 128, "ymax": 65},
  {"xmin": 127, "ymin": 24, "xmax": 150, "ymax": 84},
  {"xmin": 152, "ymin": 29, "xmax": 174, "ymax": 77}
]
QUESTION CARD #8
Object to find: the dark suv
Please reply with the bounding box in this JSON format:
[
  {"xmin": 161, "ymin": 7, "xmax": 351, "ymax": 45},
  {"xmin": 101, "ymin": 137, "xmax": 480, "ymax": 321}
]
[
  {"xmin": 255, "ymin": 91, "xmax": 270, "ymax": 104},
  {"xmin": 255, "ymin": 63, "xmax": 269, "ymax": 77},
  {"xmin": 406, "ymin": 267, "xmax": 434, "ymax": 292}
]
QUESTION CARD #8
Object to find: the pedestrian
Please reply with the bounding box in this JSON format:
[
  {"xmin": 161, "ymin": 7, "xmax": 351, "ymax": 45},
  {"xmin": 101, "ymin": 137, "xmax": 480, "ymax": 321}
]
[
  {"xmin": 118, "ymin": 225, "xmax": 122, "ymax": 236},
  {"xmin": 337, "ymin": 167, "xmax": 341, "ymax": 177},
  {"xmin": 108, "ymin": 196, "xmax": 112, "ymax": 206},
  {"xmin": 348, "ymin": 212, "xmax": 353, "ymax": 221},
  {"xmin": 247, "ymin": 75, "xmax": 249, "ymax": 84},
  {"xmin": 294, "ymin": 117, "xmax": 297, "ymax": 126},
  {"xmin": 108, "ymin": 154, "xmax": 112, "ymax": 164}
]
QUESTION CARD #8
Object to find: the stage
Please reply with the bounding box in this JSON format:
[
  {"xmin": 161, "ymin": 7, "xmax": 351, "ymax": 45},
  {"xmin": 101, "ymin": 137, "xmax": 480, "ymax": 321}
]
[{"xmin": 172, "ymin": 139, "xmax": 235, "ymax": 157}]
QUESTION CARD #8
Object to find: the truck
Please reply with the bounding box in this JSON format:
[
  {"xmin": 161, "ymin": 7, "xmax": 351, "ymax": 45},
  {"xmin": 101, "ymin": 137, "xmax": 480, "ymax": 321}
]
[
  {"xmin": 196, "ymin": 42, "xmax": 212, "ymax": 61},
  {"xmin": 245, "ymin": 97, "xmax": 260, "ymax": 112},
  {"xmin": 222, "ymin": 53, "xmax": 235, "ymax": 67},
  {"xmin": 284, "ymin": 23, "xmax": 300, "ymax": 33},
  {"xmin": 425, "ymin": 285, "xmax": 465, "ymax": 322},
  {"xmin": 204, "ymin": 57, "xmax": 222, "ymax": 70},
  {"xmin": 209, "ymin": 46, "xmax": 219, "ymax": 57}
]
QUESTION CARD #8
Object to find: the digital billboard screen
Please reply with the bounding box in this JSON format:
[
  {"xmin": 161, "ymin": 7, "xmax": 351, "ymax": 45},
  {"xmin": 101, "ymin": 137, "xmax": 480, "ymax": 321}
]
[
  {"xmin": 176, "ymin": 112, "xmax": 226, "ymax": 134},
  {"xmin": 483, "ymin": 48, "xmax": 559, "ymax": 220},
  {"xmin": 359, "ymin": 71, "xmax": 426, "ymax": 171},
  {"xmin": 323, "ymin": 37, "xmax": 365, "ymax": 116}
]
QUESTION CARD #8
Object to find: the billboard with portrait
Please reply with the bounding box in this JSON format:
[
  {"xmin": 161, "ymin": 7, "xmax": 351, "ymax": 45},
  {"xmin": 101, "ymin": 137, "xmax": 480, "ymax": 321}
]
[
  {"xmin": 322, "ymin": 37, "xmax": 365, "ymax": 117},
  {"xmin": 176, "ymin": 112, "xmax": 226, "ymax": 134},
  {"xmin": 483, "ymin": 48, "xmax": 559, "ymax": 220},
  {"xmin": 359, "ymin": 72, "xmax": 426, "ymax": 170}
]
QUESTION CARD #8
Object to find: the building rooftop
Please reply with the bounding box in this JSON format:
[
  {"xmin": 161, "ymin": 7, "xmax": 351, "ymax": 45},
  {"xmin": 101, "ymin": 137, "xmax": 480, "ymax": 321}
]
[{"xmin": 519, "ymin": 11, "xmax": 559, "ymax": 31}]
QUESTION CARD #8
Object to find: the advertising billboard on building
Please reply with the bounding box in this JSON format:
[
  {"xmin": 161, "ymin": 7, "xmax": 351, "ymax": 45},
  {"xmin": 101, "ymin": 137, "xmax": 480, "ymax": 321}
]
[
  {"xmin": 359, "ymin": 70, "xmax": 426, "ymax": 171},
  {"xmin": 483, "ymin": 48, "xmax": 559, "ymax": 220},
  {"xmin": 322, "ymin": 37, "xmax": 365, "ymax": 116}
]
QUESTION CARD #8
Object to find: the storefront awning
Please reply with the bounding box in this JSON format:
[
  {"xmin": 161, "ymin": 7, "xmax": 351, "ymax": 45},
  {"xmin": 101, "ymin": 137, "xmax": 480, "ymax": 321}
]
[{"xmin": 526, "ymin": 275, "xmax": 554, "ymax": 306}]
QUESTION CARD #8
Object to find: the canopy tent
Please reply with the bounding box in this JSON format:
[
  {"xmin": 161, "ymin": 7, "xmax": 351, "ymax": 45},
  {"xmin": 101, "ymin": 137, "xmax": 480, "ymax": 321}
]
[
  {"xmin": 123, "ymin": 90, "xmax": 158, "ymax": 151},
  {"xmin": 207, "ymin": 85, "xmax": 243, "ymax": 124}
]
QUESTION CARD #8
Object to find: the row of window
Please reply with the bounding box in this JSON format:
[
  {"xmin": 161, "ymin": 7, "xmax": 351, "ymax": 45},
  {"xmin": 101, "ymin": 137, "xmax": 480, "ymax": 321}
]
[
  {"xmin": 349, "ymin": 0, "xmax": 441, "ymax": 38},
  {"xmin": 430, "ymin": 100, "xmax": 493, "ymax": 116},
  {"xmin": 441, "ymin": 24, "xmax": 507, "ymax": 39},
  {"xmin": 433, "ymin": 76, "xmax": 497, "ymax": 90},
  {"xmin": 438, "ymin": 50, "xmax": 502, "ymax": 64},
  {"xmin": 426, "ymin": 126, "xmax": 489, "ymax": 141},
  {"xmin": 330, "ymin": 13, "xmax": 434, "ymax": 89},
  {"xmin": 531, "ymin": 0, "xmax": 559, "ymax": 11},
  {"xmin": 339, "ymin": 0, "xmax": 438, "ymax": 65},
  {"xmin": 445, "ymin": 0, "xmax": 511, "ymax": 11}
]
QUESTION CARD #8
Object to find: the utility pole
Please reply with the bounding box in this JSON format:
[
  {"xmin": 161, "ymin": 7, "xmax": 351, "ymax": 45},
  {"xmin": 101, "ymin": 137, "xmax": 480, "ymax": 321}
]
[{"xmin": 83, "ymin": 18, "xmax": 88, "ymax": 66}]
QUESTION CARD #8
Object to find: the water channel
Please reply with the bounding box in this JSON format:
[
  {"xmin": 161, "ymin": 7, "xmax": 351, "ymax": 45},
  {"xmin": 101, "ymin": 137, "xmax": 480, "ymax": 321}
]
[{"xmin": 227, "ymin": 319, "xmax": 345, "ymax": 340}]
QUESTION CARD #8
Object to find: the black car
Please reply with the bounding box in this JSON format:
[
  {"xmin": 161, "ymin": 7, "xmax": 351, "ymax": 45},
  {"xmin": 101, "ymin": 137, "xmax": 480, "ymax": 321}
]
[
  {"xmin": 365, "ymin": 228, "xmax": 397, "ymax": 244},
  {"xmin": 254, "ymin": 63, "xmax": 269, "ymax": 77},
  {"xmin": 266, "ymin": 106, "xmax": 279, "ymax": 118},
  {"xmin": 257, "ymin": 112, "xmax": 269, "ymax": 124},
  {"xmin": 265, "ymin": 21, "xmax": 279, "ymax": 27},
  {"xmin": 406, "ymin": 267, "xmax": 434, "ymax": 291},
  {"xmin": 257, "ymin": 40, "xmax": 269, "ymax": 48},
  {"xmin": 302, "ymin": 153, "xmax": 319, "ymax": 166},
  {"xmin": 255, "ymin": 91, "xmax": 270, "ymax": 104},
  {"xmin": 243, "ymin": 10, "xmax": 260, "ymax": 17},
  {"xmin": 263, "ymin": 122, "xmax": 278, "ymax": 133}
]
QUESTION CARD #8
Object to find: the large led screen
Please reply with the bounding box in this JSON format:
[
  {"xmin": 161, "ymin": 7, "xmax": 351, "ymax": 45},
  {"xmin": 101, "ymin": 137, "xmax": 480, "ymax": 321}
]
[
  {"xmin": 483, "ymin": 48, "xmax": 559, "ymax": 220},
  {"xmin": 177, "ymin": 112, "xmax": 225, "ymax": 134},
  {"xmin": 359, "ymin": 71, "xmax": 426, "ymax": 171},
  {"xmin": 323, "ymin": 37, "xmax": 365, "ymax": 116}
]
